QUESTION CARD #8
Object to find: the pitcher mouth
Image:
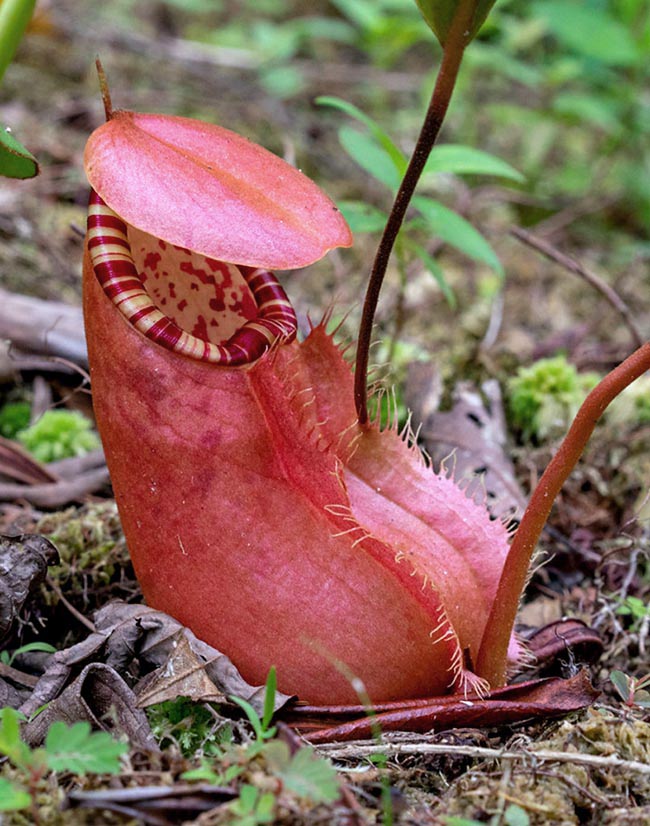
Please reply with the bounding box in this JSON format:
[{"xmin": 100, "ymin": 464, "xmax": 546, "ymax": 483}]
[{"xmin": 86, "ymin": 190, "xmax": 297, "ymax": 366}]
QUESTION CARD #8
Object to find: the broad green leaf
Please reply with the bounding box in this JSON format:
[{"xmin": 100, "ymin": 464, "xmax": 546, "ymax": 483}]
[
  {"xmin": 404, "ymin": 238, "xmax": 456, "ymax": 308},
  {"xmin": 44, "ymin": 721, "xmax": 127, "ymax": 774},
  {"xmin": 0, "ymin": 777, "xmax": 30, "ymax": 811},
  {"xmin": 338, "ymin": 126, "xmax": 402, "ymax": 190},
  {"xmin": 423, "ymin": 144, "xmax": 524, "ymax": 182},
  {"xmin": 412, "ymin": 196, "xmax": 503, "ymax": 274},
  {"xmin": 317, "ymin": 96, "xmax": 406, "ymax": 173},
  {"xmin": 0, "ymin": 0, "xmax": 37, "ymax": 83},
  {"xmin": 415, "ymin": 0, "xmax": 496, "ymax": 46},
  {"xmin": 265, "ymin": 741, "xmax": 339, "ymax": 804},
  {"xmin": 338, "ymin": 200, "xmax": 387, "ymax": 234},
  {"xmin": 531, "ymin": 2, "xmax": 640, "ymax": 66},
  {"xmin": 0, "ymin": 126, "xmax": 38, "ymax": 179}
]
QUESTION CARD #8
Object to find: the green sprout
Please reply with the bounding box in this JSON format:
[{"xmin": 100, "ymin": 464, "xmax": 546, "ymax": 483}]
[{"xmin": 16, "ymin": 409, "xmax": 101, "ymax": 463}]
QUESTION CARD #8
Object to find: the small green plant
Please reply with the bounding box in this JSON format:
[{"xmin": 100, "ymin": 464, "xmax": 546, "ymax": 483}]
[
  {"xmin": 179, "ymin": 668, "xmax": 339, "ymax": 816},
  {"xmin": 229, "ymin": 665, "xmax": 278, "ymax": 747},
  {"xmin": 0, "ymin": 400, "xmax": 31, "ymax": 438},
  {"xmin": 610, "ymin": 670, "xmax": 650, "ymax": 709},
  {"xmin": 16, "ymin": 409, "xmax": 101, "ymax": 462},
  {"xmin": 319, "ymin": 95, "xmax": 523, "ymax": 308},
  {"xmin": 0, "ymin": 642, "xmax": 56, "ymax": 669},
  {"xmin": 615, "ymin": 595, "xmax": 650, "ymax": 632},
  {"xmin": 146, "ymin": 696, "xmax": 232, "ymax": 757},
  {"xmin": 228, "ymin": 783, "xmax": 276, "ymax": 826},
  {"xmin": 507, "ymin": 355, "xmax": 600, "ymax": 442},
  {"xmin": 0, "ymin": 706, "xmax": 127, "ymax": 815}
]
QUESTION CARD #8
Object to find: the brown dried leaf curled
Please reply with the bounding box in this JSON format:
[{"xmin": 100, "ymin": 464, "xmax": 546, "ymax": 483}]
[{"xmin": 0, "ymin": 533, "xmax": 59, "ymax": 642}]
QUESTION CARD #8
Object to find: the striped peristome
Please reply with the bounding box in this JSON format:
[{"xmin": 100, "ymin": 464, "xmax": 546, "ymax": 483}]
[{"xmin": 86, "ymin": 190, "xmax": 297, "ymax": 365}]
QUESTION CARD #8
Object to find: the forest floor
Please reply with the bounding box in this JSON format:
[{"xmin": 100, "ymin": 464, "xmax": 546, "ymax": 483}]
[{"xmin": 0, "ymin": 2, "xmax": 649, "ymax": 824}]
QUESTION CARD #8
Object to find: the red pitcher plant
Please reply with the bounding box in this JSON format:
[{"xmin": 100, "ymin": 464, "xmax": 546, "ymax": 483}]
[{"xmin": 83, "ymin": 44, "xmax": 650, "ymax": 719}]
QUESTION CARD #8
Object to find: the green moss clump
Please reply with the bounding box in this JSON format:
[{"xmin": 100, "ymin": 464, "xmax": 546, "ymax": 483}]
[
  {"xmin": 0, "ymin": 401, "xmax": 31, "ymax": 438},
  {"xmin": 37, "ymin": 503, "xmax": 135, "ymax": 612},
  {"xmin": 16, "ymin": 410, "xmax": 100, "ymax": 463},
  {"xmin": 507, "ymin": 355, "xmax": 600, "ymax": 442}
]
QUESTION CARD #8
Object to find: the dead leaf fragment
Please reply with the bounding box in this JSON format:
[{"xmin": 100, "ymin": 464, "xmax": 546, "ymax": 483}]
[
  {"xmin": 290, "ymin": 671, "xmax": 599, "ymax": 743},
  {"xmin": 409, "ymin": 379, "xmax": 527, "ymax": 520},
  {"xmin": 19, "ymin": 601, "xmax": 293, "ymax": 731},
  {"xmin": 0, "ymin": 532, "xmax": 59, "ymax": 642}
]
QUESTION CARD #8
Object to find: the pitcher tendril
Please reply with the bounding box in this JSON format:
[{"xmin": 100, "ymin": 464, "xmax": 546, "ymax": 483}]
[{"xmin": 354, "ymin": 0, "xmax": 479, "ymax": 424}]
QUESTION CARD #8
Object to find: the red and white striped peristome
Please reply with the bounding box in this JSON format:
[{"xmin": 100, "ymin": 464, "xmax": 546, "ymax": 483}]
[{"xmin": 86, "ymin": 190, "xmax": 297, "ymax": 366}]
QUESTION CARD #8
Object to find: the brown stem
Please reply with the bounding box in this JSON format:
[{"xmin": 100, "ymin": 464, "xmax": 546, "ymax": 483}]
[
  {"xmin": 354, "ymin": 0, "xmax": 479, "ymax": 424},
  {"xmin": 95, "ymin": 56, "xmax": 113, "ymax": 121},
  {"xmin": 476, "ymin": 342, "xmax": 650, "ymax": 687}
]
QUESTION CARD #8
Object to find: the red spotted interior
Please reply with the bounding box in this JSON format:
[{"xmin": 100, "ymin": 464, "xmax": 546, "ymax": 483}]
[{"xmin": 128, "ymin": 226, "xmax": 258, "ymax": 346}]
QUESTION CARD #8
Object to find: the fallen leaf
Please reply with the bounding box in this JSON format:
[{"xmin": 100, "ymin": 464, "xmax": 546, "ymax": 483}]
[
  {"xmin": 0, "ymin": 533, "xmax": 59, "ymax": 642},
  {"xmin": 20, "ymin": 601, "xmax": 293, "ymax": 727},
  {"xmin": 135, "ymin": 633, "xmax": 225, "ymax": 707},
  {"xmin": 22, "ymin": 662, "xmax": 156, "ymax": 750},
  {"xmin": 291, "ymin": 670, "xmax": 599, "ymax": 743},
  {"xmin": 408, "ymin": 378, "xmax": 527, "ymax": 520}
]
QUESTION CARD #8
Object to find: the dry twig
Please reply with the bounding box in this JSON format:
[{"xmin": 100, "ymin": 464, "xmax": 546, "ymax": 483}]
[
  {"xmin": 510, "ymin": 226, "xmax": 644, "ymax": 349},
  {"xmin": 317, "ymin": 740, "xmax": 650, "ymax": 776}
]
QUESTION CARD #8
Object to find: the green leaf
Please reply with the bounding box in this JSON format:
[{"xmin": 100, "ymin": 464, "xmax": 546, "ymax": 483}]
[
  {"xmin": 338, "ymin": 200, "xmax": 387, "ymax": 234},
  {"xmin": 610, "ymin": 670, "xmax": 631, "ymax": 702},
  {"xmin": 0, "ymin": 777, "xmax": 31, "ymax": 811},
  {"xmin": 423, "ymin": 144, "xmax": 524, "ymax": 182},
  {"xmin": 415, "ymin": 0, "xmax": 496, "ymax": 46},
  {"xmin": 44, "ymin": 721, "xmax": 127, "ymax": 774},
  {"xmin": 504, "ymin": 803, "xmax": 531, "ymax": 826},
  {"xmin": 4, "ymin": 641, "xmax": 56, "ymax": 668},
  {"xmin": 230, "ymin": 695, "xmax": 276, "ymax": 741},
  {"xmin": 265, "ymin": 741, "xmax": 339, "ymax": 804},
  {"xmin": 412, "ymin": 196, "xmax": 503, "ymax": 274},
  {"xmin": 0, "ymin": 0, "xmax": 37, "ymax": 84},
  {"xmin": 262, "ymin": 666, "xmax": 277, "ymax": 731},
  {"xmin": 404, "ymin": 238, "xmax": 456, "ymax": 308},
  {"xmin": 0, "ymin": 707, "xmax": 31, "ymax": 768},
  {"xmin": 316, "ymin": 96, "xmax": 406, "ymax": 173},
  {"xmin": 531, "ymin": 2, "xmax": 640, "ymax": 66},
  {"xmin": 338, "ymin": 126, "xmax": 401, "ymax": 190},
  {"xmin": 0, "ymin": 126, "xmax": 38, "ymax": 179}
]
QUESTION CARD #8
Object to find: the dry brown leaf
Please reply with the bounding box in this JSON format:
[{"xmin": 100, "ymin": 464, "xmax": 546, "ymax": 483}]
[{"xmin": 409, "ymin": 378, "xmax": 527, "ymax": 521}]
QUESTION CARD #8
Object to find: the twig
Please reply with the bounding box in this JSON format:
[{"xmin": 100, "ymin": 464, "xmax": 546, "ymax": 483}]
[
  {"xmin": 317, "ymin": 741, "xmax": 650, "ymax": 775},
  {"xmin": 510, "ymin": 226, "xmax": 644, "ymax": 349},
  {"xmin": 46, "ymin": 576, "xmax": 97, "ymax": 633},
  {"xmin": 0, "ymin": 466, "xmax": 110, "ymax": 507}
]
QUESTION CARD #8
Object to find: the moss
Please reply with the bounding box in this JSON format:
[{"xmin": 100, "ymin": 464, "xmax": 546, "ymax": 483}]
[
  {"xmin": 433, "ymin": 708, "xmax": 650, "ymax": 825},
  {"xmin": 17, "ymin": 410, "xmax": 100, "ymax": 463},
  {"xmin": 36, "ymin": 503, "xmax": 136, "ymax": 612}
]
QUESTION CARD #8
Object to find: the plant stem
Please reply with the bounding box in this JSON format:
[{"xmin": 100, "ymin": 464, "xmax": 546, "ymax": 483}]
[
  {"xmin": 354, "ymin": 0, "xmax": 478, "ymax": 424},
  {"xmin": 476, "ymin": 342, "xmax": 650, "ymax": 687},
  {"xmin": 95, "ymin": 57, "xmax": 113, "ymax": 120},
  {"xmin": 0, "ymin": 0, "xmax": 36, "ymax": 85}
]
